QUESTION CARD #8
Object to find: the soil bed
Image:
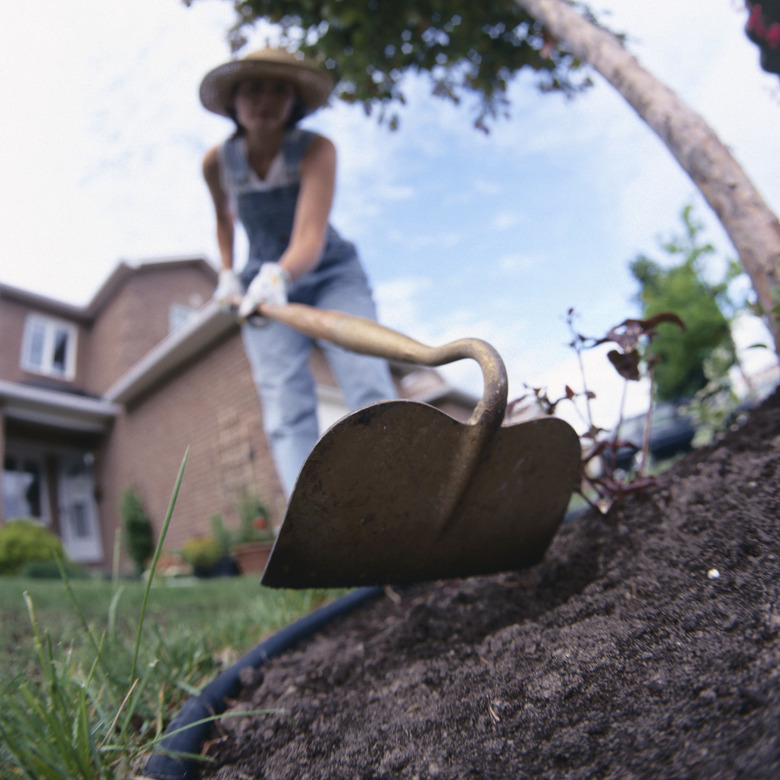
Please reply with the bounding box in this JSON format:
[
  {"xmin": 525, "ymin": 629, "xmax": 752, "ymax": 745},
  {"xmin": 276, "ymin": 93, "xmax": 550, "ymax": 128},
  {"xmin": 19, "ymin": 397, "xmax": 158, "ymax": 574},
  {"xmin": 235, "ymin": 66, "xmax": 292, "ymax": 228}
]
[{"xmin": 199, "ymin": 390, "xmax": 780, "ymax": 779}]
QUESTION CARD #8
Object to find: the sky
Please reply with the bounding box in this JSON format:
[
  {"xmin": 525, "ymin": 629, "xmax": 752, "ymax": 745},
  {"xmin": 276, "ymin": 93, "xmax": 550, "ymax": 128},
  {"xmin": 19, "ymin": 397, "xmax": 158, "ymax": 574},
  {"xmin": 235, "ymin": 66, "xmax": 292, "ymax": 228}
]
[{"xmin": 2, "ymin": 0, "xmax": 779, "ymax": 431}]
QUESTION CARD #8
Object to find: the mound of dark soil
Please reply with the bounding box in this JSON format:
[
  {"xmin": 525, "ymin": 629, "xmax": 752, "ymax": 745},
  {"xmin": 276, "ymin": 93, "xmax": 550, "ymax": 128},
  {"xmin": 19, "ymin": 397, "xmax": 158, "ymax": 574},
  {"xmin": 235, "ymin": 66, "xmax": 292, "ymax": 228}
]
[{"xmin": 200, "ymin": 390, "xmax": 780, "ymax": 779}]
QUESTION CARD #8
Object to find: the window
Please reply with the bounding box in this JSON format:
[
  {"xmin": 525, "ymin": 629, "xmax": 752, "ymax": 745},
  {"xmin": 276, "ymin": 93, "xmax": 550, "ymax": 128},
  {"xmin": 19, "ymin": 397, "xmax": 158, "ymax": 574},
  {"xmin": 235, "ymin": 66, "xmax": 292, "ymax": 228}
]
[
  {"xmin": 21, "ymin": 314, "xmax": 78, "ymax": 380},
  {"xmin": 2, "ymin": 453, "xmax": 50, "ymax": 525}
]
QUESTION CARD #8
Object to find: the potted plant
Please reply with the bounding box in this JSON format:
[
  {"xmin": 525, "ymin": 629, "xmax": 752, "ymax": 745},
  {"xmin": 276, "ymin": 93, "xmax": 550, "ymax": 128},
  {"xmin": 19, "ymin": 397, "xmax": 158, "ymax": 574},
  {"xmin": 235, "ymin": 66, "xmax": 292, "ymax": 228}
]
[
  {"xmin": 208, "ymin": 513, "xmax": 240, "ymax": 577},
  {"xmin": 231, "ymin": 493, "xmax": 275, "ymax": 574},
  {"xmin": 180, "ymin": 535, "xmax": 223, "ymax": 578}
]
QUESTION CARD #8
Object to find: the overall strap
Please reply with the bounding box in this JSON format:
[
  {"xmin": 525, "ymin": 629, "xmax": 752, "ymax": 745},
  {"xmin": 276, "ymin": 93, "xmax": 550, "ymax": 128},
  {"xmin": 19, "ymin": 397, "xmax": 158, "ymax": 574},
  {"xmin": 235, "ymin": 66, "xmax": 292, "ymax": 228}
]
[
  {"xmin": 281, "ymin": 128, "xmax": 316, "ymax": 180},
  {"xmin": 218, "ymin": 136, "xmax": 251, "ymax": 202}
]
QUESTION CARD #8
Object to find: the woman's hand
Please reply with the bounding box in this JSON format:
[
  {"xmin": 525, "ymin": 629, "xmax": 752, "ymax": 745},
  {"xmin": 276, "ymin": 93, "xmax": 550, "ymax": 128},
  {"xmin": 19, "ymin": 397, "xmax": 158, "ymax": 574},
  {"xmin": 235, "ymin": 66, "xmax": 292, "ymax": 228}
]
[{"xmin": 238, "ymin": 262, "xmax": 291, "ymax": 321}]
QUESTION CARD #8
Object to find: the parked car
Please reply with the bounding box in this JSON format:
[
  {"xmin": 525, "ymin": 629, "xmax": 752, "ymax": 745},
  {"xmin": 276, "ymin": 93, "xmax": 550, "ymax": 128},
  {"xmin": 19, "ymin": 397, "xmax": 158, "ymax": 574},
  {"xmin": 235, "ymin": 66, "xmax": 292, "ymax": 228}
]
[{"xmin": 607, "ymin": 401, "xmax": 696, "ymax": 471}]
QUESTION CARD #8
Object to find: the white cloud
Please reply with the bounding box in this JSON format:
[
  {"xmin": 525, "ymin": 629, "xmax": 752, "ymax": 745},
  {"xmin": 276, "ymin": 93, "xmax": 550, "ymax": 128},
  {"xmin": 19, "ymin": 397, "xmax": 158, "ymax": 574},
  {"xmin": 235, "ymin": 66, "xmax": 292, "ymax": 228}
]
[
  {"xmin": 374, "ymin": 276, "xmax": 435, "ymax": 331},
  {"xmin": 491, "ymin": 211, "xmax": 524, "ymax": 231},
  {"xmin": 497, "ymin": 253, "xmax": 540, "ymax": 274},
  {"xmin": 474, "ymin": 178, "xmax": 504, "ymax": 195}
]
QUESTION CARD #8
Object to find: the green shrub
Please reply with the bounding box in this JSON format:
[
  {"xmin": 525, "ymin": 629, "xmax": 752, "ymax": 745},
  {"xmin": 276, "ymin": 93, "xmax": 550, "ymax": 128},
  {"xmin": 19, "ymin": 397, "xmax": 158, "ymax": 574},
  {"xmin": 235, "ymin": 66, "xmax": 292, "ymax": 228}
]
[
  {"xmin": 119, "ymin": 488, "xmax": 155, "ymax": 574},
  {"xmin": 179, "ymin": 535, "xmax": 221, "ymax": 569},
  {"xmin": 0, "ymin": 520, "xmax": 66, "ymax": 576}
]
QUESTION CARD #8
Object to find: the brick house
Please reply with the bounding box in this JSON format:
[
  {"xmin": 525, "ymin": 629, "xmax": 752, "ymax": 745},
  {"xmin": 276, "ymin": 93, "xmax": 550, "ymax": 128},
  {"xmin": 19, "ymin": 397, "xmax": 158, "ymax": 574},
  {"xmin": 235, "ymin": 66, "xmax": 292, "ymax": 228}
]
[{"xmin": 0, "ymin": 257, "xmax": 475, "ymax": 571}]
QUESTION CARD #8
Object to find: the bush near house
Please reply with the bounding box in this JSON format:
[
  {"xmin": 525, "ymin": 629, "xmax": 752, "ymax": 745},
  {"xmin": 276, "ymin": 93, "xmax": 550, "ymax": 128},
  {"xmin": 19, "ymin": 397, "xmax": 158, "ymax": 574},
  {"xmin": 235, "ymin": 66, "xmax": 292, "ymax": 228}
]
[
  {"xmin": 120, "ymin": 488, "xmax": 155, "ymax": 575},
  {"xmin": 0, "ymin": 519, "xmax": 66, "ymax": 576}
]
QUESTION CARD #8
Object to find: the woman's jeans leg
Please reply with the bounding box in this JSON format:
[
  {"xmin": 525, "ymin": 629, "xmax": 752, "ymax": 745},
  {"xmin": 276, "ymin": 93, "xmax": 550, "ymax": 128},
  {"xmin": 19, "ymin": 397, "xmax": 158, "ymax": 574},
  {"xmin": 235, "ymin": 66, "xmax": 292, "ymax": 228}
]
[
  {"xmin": 241, "ymin": 322, "xmax": 318, "ymax": 498},
  {"xmin": 313, "ymin": 274, "xmax": 397, "ymax": 409},
  {"xmin": 241, "ymin": 257, "xmax": 396, "ymax": 498}
]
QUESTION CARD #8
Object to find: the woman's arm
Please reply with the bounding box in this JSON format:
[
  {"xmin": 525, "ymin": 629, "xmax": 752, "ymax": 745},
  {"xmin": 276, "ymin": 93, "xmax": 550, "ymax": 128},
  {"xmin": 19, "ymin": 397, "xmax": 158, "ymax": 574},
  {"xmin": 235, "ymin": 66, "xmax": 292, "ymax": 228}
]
[
  {"xmin": 202, "ymin": 145, "xmax": 235, "ymax": 272},
  {"xmin": 279, "ymin": 134, "xmax": 337, "ymax": 283}
]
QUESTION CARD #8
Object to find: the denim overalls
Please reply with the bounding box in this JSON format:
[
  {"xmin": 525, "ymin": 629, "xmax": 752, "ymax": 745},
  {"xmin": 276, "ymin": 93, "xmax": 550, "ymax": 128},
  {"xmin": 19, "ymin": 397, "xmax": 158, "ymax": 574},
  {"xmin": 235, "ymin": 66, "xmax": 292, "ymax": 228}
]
[{"xmin": 221, "ymin": 127, "xmax": 396, "ymax": 497}]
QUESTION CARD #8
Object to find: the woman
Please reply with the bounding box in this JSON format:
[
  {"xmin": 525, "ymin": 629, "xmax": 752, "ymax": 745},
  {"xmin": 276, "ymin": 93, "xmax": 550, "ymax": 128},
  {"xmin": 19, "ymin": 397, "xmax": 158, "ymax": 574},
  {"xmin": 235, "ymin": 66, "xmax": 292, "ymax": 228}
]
[{"xmin": 200, "ymin": 48, "xmax": 396, "ymax": 498}]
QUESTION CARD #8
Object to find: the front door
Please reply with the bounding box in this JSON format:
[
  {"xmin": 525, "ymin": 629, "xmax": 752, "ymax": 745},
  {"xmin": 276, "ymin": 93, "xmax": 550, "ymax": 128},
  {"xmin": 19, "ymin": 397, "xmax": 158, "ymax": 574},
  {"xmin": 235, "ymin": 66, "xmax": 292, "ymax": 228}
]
[{"xmin": 58, "ymin": 455, "xmax": 103, "ymax": 563}]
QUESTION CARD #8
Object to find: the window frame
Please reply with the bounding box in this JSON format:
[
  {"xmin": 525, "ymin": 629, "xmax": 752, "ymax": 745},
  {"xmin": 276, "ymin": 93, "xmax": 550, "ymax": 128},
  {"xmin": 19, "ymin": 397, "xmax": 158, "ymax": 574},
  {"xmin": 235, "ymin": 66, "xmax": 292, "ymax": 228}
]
[{"xmin": 20, "ymin": 313, "xmax": 78, "ymax": 381}]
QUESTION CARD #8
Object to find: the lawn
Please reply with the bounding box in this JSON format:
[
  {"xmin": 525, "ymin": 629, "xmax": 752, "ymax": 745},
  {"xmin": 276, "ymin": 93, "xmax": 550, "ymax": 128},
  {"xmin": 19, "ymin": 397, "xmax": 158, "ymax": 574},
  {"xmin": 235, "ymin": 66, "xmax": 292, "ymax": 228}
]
[
  {"xmin": 0, "ymin": 452, "xmax": 345, "ymax": 779},
  {"xmin": 0, "ymin": 573, "xmax": 342, "ymax": 779}
]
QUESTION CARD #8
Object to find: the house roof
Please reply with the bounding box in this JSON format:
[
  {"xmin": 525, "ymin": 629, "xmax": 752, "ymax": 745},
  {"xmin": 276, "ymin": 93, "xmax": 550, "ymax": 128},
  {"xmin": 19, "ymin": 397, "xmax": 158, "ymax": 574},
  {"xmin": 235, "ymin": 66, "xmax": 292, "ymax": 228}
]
[
  {"xmin": 86, "ymin": 256, "xmax": 217, "ymax": 319},
  {"xmin": 0, "ymin": 379, "xmax": 119, "ymax": 433},
  {"xmin": 0, "ymin": 255, "xmax": 218, "ymax": 322},
  {"xmin": 396, "ymin": 365, "xmax": 478, "ymax": 410},
  {"xmin": 0, "ymin": 282, "xmax": 89, "ymax": 323}
]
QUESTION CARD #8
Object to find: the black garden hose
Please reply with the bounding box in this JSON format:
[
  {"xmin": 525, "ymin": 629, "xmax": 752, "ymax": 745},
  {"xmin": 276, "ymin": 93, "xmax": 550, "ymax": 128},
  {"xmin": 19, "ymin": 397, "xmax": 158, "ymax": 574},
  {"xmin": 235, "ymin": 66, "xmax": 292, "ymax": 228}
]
[{"xmin": 143, "ymin": 586, "xmax": 383, "ymax": 780}]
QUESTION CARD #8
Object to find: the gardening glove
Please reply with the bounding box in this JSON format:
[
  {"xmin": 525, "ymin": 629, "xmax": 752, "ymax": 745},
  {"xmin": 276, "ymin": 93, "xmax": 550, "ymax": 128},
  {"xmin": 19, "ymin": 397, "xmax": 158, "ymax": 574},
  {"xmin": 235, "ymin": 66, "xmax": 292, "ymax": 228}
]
[
  {"xmin": 214, "ymin": 268, "xmax": 243, "ymax": 311},
  {"xmin": 238, "ymin": 262, "xmax": 290, "ymax": 323}
]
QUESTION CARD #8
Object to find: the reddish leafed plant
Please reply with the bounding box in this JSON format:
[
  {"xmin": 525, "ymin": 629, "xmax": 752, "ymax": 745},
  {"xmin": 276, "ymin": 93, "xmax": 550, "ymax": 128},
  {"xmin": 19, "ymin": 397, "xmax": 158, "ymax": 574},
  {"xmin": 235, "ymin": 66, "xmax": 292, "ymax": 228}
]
[{"xmin": 510, "ymin": 308, "xmax": 685, "ymax": 514}]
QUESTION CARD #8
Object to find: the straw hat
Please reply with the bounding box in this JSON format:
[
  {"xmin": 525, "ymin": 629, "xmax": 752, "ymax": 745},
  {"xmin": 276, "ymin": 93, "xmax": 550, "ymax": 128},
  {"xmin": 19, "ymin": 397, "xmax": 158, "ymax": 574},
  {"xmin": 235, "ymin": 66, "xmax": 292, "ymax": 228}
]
[{"xmin": 199, "ymin": 47, "xmax": 334, "ymax": 117}]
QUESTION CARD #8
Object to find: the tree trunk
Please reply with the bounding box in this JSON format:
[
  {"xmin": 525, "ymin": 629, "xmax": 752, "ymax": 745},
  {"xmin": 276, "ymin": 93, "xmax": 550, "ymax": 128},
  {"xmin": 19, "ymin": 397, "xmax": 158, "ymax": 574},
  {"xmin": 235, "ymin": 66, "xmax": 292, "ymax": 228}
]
[{"xmin": 515, "ymin": 0, "xmax": 780, "ymax": 354}]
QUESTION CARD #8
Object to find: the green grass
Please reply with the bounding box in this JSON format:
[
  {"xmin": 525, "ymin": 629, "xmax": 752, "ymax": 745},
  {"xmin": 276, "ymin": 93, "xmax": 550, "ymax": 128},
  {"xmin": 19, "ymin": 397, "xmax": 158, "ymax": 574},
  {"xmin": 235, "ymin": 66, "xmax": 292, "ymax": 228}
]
[
  {"xmin": 1, "ymin": 573, "xmax": 342, "ymax": 780},
  {"xmin": 1, "ymin": 574, "xmax": 341, "ymax": 678},
  {"xmin": 0, "ymin": 452, "xmax": 344, "ymax": 779}
]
